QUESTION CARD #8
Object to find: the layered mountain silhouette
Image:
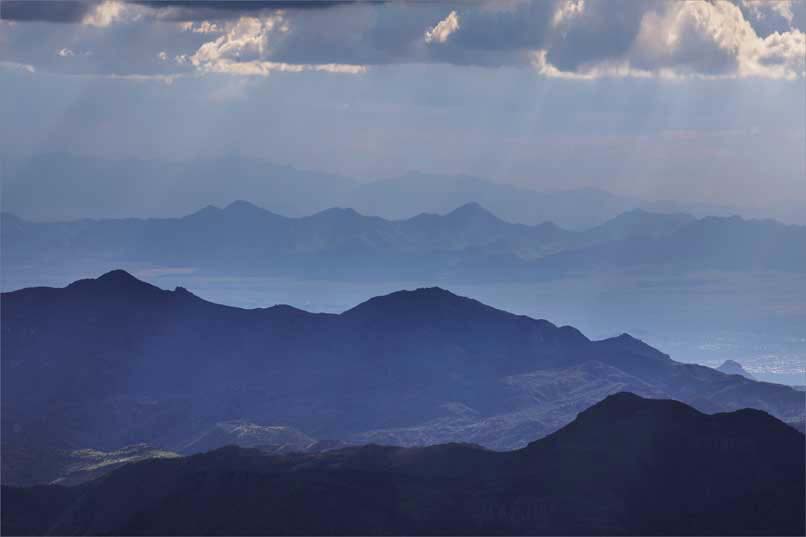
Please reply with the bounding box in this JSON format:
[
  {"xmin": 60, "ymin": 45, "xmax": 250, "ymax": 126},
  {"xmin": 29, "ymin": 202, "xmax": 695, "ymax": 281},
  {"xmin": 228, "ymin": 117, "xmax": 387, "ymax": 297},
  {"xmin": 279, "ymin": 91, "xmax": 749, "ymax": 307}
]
[
  {"xmin": 2, "ymin": 272, "xmax": 803, "ymax": 485},
  {"xmin": 7, "ymin": 154, "xmax": 753, "ymax": 227},
  {"xmin": 346, "ymin": 172, "xmax": 644, "ymax": 228},
  {"xmin": 3, "ymin": 393, "xmax": 803, "ymax": 536},
  {"xmin": 3, "ymin": 201, "xmax": 803, "ymax": 283}
]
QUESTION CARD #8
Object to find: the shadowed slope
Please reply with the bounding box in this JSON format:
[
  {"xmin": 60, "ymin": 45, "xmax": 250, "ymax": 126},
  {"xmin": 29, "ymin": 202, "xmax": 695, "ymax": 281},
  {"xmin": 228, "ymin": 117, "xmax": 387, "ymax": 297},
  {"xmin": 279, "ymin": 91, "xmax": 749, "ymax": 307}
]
[
  {"xmin": 2, "ymin": 393, "xmax": 803, "ymax": 536},
  {"xmin": 2, "ymin": 272, "xmax": 803, "ymax": 486}
]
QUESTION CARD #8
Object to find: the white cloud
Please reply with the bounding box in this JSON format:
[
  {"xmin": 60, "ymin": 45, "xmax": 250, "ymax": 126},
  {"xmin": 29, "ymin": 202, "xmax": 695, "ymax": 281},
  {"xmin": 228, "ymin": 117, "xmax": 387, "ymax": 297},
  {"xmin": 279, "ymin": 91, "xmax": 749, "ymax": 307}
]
[
  {"xmin": 81, "ymin": 1, "xmax": 142, "ymax": 27},
  {"xmin": 194, "ymin": 59, "xmax": 366, "ymax": 77},
  {"xmin": 3, "ymin": 0, "xmax": 803, "ymax": 80},
  {"xmin": 425, "ymin": 11, "xmax": 460, "ymax": 44},
  {"xmin": 188, "ymin": 16, "xmax": 365, "ymax": 77},
  {"xmin": 752, "ymin": 29, "xmax": 806, "ymax": 78},
  {"xmin": 190, "ymin": 16, "xmax": 287, "ymax": 69},
  {"xmin": 530, "ymin": 49, "xmax": 655, "ymax": 80},
  {"xmin": 552, "ymin": 0, "xmax": 585, "ymax": 28},
  {"xmin": 0, "ymin": 61, "xmax": 35, "ymax": 73},
  {"xmin": 632, "ymin": 1, "xmax": 804, "ymax": 79},
  {"xmin": 534, "ymin": 0, "xmax": 806, "ymax": 80},
  {"xmin": 57, "ymin": 48, "xmax": 75, "ymax": 58},
  {"xmin": 179, "ymin": 21, "xmax": 224, "ymax": 34}
]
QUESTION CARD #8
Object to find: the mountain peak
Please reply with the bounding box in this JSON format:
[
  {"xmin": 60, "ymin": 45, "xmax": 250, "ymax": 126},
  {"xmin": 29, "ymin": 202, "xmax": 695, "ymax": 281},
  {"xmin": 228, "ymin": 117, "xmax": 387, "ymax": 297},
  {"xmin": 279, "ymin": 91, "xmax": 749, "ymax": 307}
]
[
  {"xmin": 185, "ymin": 201, "xmax": 273, "ymax": 220},
  {"xmin": 526, "ymin": 392, "xmax": 702, "ymax": 450},
  {"xmin": 342, "ymin": 287, "xmax": 503, "ymax": 322},
  {"xmin": 356, "ymin": 286, "xmax": 460, "ymax": 304},
  {"xmin": 717, "ymin": 360, "xmax": 755, "ymax": 380},
  {"xmin": 445, "ymin": 202, "xmax": 500, "ymax": 221},
  {"xmin": 592, "ymin": 209, "xmax": 695, "ymax": 239},
  {"xmin": 97, "ymin": 269, "xmax": 141, "ymax": 284},
  {"xmin": 67, "ymin": 269, "xmax": 166, "ymax": 298},
  {"xmin": 224, "ymin": 200, "xmax": 265, "ymax": 213},
  {"xmin": 311, "ymin": 207, "xmax": 362, "ymax": 219},
  {"xmin": 594, "ymin": 391, "xmax": 656, "ymax": 409},
  {"xmin": 578, "ymin": 392, "xmax": 701, "ymax": 423}
]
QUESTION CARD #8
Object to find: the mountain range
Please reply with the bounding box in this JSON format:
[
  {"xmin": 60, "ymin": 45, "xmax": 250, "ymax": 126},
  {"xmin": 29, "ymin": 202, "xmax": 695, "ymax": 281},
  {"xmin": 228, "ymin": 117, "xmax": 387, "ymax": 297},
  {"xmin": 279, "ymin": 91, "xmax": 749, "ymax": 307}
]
[
  {"xmin": 2, "ymin": 271, "xmax": 803, "ymax": 486},
  {"xmin": 3, "ymin": 200, "xmax": 803, "ymax": 283},
  {"xmin": 3, "ymin": 393, "xmax": 803, "ymax": 536},
  {"xmin": 7, "ymin": 153, "xmax": 798, "ymax": 227}
]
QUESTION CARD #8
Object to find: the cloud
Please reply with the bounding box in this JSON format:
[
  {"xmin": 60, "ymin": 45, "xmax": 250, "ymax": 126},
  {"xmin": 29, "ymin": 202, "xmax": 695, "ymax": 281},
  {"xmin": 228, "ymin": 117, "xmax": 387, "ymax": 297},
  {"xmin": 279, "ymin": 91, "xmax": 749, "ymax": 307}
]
[
  {"xmin": 0, "ymin": 60, "xmax": 36, "ymax": 73},
  {"xmin": 738, "ymin": 0, "xmax": 798, "ymax": 36},
  {"xmin": 180, "ymin": 21, "xmax": 223, "ymax": 33},
  {"xmin": 193, "ymin": 60, "xmax": 365, "ymax": 76},
  {"xmin": 190, "ymin": 16, "xmax": 285, "ymax": 68},
  {"xmin": 0, "ymin": 1, "xmax": 351, "ymax": 23},
  {"xmin": 187, "ymin": 15, "xmax": 365, "ymax": 77},
  {"xmin": 132, "ymin": 1, "xmax": 355, "ymax": 21},
  {"xmin": 57, "ymin": 48, "xmax": 75, "ymax": 57},
  {"xmin": 0, "ymin": 1, "xmax": 96, "ymax": 23},
  {"xmin": 535, "ymin": 0, "xmax": 804, "ymax": 79},
  {"xmin": 552, "ymin": 0, "xmax": 586, "ymax": 27},
  {"xmin": 81, "ymin": 0, "xmax": 139, "ymax": 27},
  {"xmin": 628, "ymin": 1, "xmax": 805, "ymax": 79},
  {"xmin": 1, "ymin": 0, "xmax": 804, "ymax": 79},
  {"xmin": 425, "ymin": 11, "xmax": 460, "ymax": 44}
]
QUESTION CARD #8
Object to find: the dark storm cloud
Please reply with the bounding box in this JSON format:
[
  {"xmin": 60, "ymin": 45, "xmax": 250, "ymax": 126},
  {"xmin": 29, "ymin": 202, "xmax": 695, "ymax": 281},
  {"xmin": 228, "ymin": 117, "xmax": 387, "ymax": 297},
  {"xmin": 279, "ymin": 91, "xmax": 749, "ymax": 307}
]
[
  {"xmin": 1, "ymin": 0, "xmax": 804, "ymax": 79},
  {"xmin": 132, "ymin": 0, "xmax": 366, "ymax": 20},
  {"xmin": 0, "ymin": 1, "xmax": 365, "ymax": 22},
  {"xmin": 0, "ymin": 1, "xmax": 96, "ymax": 22},
  {"xmin": 545, "ymin": 0, "xmax": 663, "ymax": 71}
]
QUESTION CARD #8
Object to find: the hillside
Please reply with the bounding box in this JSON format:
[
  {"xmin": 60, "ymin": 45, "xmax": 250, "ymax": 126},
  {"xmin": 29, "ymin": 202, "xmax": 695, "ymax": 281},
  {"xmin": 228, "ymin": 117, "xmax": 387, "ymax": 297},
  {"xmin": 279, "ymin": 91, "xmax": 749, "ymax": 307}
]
[
  {"xmin": 2, "ymin": 272, "xmax": 802, "ymax": 485},
  {"xmin": 3, "ymin": 393, "xmax": 803, "ymax": 535}
]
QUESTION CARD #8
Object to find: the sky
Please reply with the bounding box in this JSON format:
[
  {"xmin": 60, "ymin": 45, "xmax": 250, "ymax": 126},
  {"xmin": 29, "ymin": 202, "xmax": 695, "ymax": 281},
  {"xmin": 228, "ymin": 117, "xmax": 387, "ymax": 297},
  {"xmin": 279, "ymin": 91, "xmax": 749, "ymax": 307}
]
[{"xmin": 1, "ymin": 0, "xmax": 805, "ymax": 211}]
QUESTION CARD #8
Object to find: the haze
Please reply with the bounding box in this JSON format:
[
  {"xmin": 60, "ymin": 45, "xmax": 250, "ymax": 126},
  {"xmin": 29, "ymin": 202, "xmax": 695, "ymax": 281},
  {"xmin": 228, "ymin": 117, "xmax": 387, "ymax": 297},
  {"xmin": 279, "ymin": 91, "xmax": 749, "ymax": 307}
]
[{"xmin": 1, "ymin": 0, "xmax": 805, "ymax": 220}]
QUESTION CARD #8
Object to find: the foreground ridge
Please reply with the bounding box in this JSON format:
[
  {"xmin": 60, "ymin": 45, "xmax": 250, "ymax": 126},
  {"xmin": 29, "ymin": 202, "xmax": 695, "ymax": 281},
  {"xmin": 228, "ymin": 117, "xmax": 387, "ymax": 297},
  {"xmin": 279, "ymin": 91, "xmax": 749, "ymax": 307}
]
[{"xmin": 2, "ymin": 393, "xmax": 803, "ymax": 535}]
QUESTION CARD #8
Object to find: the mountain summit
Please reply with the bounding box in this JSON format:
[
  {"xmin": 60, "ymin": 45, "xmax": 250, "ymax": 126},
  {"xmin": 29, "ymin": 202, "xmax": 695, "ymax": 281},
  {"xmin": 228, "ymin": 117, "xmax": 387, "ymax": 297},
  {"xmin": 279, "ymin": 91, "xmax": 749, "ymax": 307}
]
[
  {"xmin": 444, "ymin": 202, "xmax": 503, "ymax": 222},
  {"xmin": 66, "ymin": 269, "xmax": 165, "ymax": 297},
  {"xmin": 343, "ymin": 287, "xmax": 506, "ymax": 323},
  {"xmin": 717, "ymin": 359, "xmax": 755, "ymax": 379}
]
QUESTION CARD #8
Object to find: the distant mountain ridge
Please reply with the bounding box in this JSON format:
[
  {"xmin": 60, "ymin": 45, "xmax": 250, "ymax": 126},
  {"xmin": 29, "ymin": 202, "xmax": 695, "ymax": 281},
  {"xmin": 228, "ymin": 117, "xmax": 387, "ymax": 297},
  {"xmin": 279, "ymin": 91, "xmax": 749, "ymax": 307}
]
[
  {"xmin": 2, "ymin": 272, "xmax": 803, "ymax": 486},
  {"xmin": 3, "ymin": 200, "xmax": 803, "ymax": 283},
  {"xmin": 9, "ymin": 153, "xmax": 800, "ymax": 227},
  {"xmin": 3, "ymin": 393, "xmax": 803, "ymax": 536}
]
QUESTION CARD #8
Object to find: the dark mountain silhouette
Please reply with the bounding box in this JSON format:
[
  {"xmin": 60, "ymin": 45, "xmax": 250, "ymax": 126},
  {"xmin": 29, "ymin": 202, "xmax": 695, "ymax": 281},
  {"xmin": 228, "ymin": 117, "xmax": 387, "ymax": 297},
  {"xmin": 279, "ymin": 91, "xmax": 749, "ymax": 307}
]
[
  {"xmin": 3, "ymin": 201, "xmax": 804, "ymax": 283},
  {"xmin": 2, "ymin": 272, "xmax": 803, "ymax": 486},
  {"xmin": 717, "ymin": 359, "xmax": 755, "ymax": 380},
  {"xmin": 3, "ymin": 393, "xmax": 803, "ymax": 536}
]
